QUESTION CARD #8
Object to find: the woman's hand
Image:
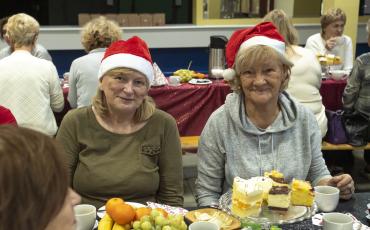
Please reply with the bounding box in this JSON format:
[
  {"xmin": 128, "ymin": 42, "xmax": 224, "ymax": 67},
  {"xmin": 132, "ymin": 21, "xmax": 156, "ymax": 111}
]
[
  {"xmin": 325, "ymin": 37, "xmax": 337, "ymax": 50},
  {"xmin": 326, "ymin": 174, "xmax": 355, "ymax": 200}
]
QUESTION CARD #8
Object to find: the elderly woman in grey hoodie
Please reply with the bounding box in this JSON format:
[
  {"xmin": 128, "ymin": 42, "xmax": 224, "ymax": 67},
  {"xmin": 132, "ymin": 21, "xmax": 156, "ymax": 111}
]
[{"xmin": 195, "ymin": 22, "xmax": 354, "ymax": 208}]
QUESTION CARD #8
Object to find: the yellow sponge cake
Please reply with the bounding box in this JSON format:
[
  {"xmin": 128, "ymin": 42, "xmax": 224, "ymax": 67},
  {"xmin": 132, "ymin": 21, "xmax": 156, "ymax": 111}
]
[
  {"xmin": 231, "ymin": 176, "xmax": 272, "ymax": 218},
  {"xmin": 291, "ymin": 179, "xmax": 314, "ymax": 207}
]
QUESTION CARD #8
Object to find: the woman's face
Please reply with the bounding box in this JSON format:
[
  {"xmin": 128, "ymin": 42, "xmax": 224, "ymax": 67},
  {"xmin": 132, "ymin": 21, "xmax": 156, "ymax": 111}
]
[
  {"xmin": 45, "ymin": 188, "xmax": 81, "ymax": 230},
  {"xmin": 240, "ymin": 57, "xmax": 286, "ymax": 106},
  {"xmin": 324, "ymin": 20, "xmax": 345, "ymax": 39},
  {"xmin": 101, "ymin": 70, "xmax": 149, "ymax": 115}
]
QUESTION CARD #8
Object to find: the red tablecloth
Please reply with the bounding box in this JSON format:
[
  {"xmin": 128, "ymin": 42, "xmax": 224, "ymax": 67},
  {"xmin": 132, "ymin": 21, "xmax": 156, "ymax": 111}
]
[
  {"xmin": 319, "ymin": 79, "xmax": 347, "ymax": 111},
  {"xmin": 57, "ymin": 79, "xmax": 346, "ymax": 136}
]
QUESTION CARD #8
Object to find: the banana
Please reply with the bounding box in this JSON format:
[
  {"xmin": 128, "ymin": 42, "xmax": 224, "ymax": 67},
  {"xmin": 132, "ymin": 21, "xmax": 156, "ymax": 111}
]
[
  {"xmin": 98, "ymin": 214, "xmax": 114, "ymax": 230},
  {"xmin": 112, "ymin": 222, "xmax": 129, "ymax": 230}
]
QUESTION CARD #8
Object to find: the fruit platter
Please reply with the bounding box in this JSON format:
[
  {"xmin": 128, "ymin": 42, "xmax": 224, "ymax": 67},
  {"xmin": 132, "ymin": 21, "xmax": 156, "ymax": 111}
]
[
  {"xmin": 98, "ymin": 198, "xmax": 188, "ymax": 230},
  {"xmin": 172, "ymin": 69, "xmax": 206, "ymax": 83}
]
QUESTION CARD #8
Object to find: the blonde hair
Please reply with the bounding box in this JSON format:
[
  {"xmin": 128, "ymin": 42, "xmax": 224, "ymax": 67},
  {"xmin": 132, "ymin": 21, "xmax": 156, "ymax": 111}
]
[
  {"xmin": 229, "ymin": 45, "xmax": 291, "ymax": 93},
  {"xmin": 321, "ymin": 8, "xmax": 346, "ymax": 36},
  {"xmin": 6, "ymin": 13, "xmax": 39, "ymax": 48},
  {"xmin": 81, "ymin": 16, "xmax": 122, "ymax": 52},
  {"xmin": 92, "ymin": 68, "xmax": 156, "ymax": 122},
  {"xmin": 262, "ymin": 9, "xmax": 299, "ymax": 47}
]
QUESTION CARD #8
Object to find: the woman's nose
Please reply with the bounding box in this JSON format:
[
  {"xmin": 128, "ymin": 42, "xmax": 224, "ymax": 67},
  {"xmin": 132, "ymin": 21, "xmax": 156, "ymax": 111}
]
[
  {"xmin": 254, "ymin": 72, "xmax": 266, "ymax": 84},
  {"xmin": 122, "ymin": 81, "xmax": 134, "ymax": 93}
]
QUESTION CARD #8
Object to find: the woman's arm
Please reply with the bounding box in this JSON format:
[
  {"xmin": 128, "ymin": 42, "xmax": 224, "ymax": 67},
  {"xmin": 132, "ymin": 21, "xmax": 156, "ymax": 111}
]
[
  {"xmin": 55, "ymin": 110, "xmax": 80, "ymax": 184},
  {"xmin": 67, "ymin": 61, "xmax": 78, "ymax": 109},
  {"xmin": 156, "ymin": 114, "xmax": 184, "ymax": 207}
]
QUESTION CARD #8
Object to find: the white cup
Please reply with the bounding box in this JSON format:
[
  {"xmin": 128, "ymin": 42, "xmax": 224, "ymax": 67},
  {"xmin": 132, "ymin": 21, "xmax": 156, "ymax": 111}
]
[
  {"xmin": 335, "ymin": 36, "xmax": 345, "ymax": 46},
  {"xmin": 323, "ymin": 212, "xmax": 353, "ymax": 230},
  {"xmin": 189, "ymin": 221, "xmax": 220, "ymax": 230},
  {"xmin": 314, "ymin": 185, "xmax": 340, "ymax": 212},
  {"xmin": 74, "ymin": 204, "xmax": 96, "ymax": 230},
  {"xmin": 168, "ymin": 76, "xmax": 181, "ymax": 86}
]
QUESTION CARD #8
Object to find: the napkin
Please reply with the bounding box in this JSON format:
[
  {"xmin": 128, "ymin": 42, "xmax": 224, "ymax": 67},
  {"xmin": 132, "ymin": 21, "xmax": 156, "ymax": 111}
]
[
  {"xmin": 312, "ymin": 213, "xmax": 370, "ymax": 230},
  {"xmin": 146, "ymin": 202, "xmax": 188, "ymax": 216},
  {"xmin": 152, "ymin": 62, "xmax": 168, "ymax": 86}
]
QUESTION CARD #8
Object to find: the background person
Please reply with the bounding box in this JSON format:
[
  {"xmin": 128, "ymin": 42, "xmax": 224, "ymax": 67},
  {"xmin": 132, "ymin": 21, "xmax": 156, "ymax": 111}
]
[
  {"xmin": 0, "ymin": 125, "xmax": 81, "ymax": 230},
  {"xmin": 0, "ymin": 13, "xmax": 64, "ymax": 136},
  {"xmin": 0, "ymin": 16, "xmax": 52, "ymax": 61},
  {"xmin": 195, "ymin": 22, "xmax": 354, "ymax": 207},
  {"xmin": 305, "ymin": 8, "xmax": 353, "ymax": 72},
  {"xmin": 57, "ymin": 36, "xmax": 184, "ymax": 208},
  {"xmin": 342, "ymin": 19, "xmax": 370, "ymax": 179},
  {"xmin": 263, "ymin": 9, "xmax": 327, "ymax": 138},
  {"xmin": 67, "ymin": 16, "xmax": 122, "ymax": 108}
]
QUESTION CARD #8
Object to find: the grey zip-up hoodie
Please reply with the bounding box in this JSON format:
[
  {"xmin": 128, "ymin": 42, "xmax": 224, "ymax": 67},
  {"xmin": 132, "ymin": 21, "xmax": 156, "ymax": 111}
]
[{"xmin": 195, "ymin": 91, "xmax": 331, "ymax": 207}]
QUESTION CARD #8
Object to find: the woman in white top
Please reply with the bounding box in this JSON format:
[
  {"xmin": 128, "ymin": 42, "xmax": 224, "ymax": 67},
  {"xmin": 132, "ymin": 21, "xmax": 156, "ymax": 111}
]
[
  {"xmin": 305, "ymin": 8, "xmax": 353, "ymax": 72},
  {"xmin": 67, "ymin": 16, "xmax": 122, "ymax": 108},
  {"xmin": 263, "ymin": 9, "xmax": 327, "ymax": 137}
]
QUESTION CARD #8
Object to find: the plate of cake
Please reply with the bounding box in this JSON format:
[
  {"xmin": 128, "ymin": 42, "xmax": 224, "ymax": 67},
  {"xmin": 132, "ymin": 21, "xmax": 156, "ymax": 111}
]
[{"xmin": 219, "ymin": 170, "xmax": 317, "ymax": 225}]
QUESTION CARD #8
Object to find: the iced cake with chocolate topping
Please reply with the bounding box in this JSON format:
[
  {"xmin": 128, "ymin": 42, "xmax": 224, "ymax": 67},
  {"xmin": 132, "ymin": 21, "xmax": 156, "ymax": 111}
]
[{"xmin": 267, "ymin": 186, "xmax": 291, "ymax": 211}]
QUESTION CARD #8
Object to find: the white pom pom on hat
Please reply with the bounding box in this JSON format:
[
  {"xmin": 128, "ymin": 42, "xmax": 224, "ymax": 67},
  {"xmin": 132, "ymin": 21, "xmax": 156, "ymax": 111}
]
[
  {"xmin": 223, "ymin": 22, "xmax": 292, "ymax": 81},
  {"xmin": 98, "ymin": 36, "xmax": 154, "ymax": 85}
]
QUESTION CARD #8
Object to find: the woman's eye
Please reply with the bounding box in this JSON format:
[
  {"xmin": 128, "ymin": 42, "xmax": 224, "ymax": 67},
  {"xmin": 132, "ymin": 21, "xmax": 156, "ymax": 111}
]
[
  {"xmin": 134, "ymin": 80, "xmax": 145, "ymax": 86},
  {"xmin": 114, "ymin": 76, "xmax": 124, "ymax": 81}
]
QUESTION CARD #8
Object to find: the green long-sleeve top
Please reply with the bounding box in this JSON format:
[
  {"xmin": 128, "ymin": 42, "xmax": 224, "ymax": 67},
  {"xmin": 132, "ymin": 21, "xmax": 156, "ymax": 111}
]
[{"xmin": 56, "ymin": 106, "xmax": 184, "ymax": 208}]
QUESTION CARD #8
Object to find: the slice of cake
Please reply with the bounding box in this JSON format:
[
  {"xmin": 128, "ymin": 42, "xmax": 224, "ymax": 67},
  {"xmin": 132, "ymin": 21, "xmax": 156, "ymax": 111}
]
[
  {"xmin": 264, "ymin": 170, "xmax": 288, "ymax": 186},
  {"xmin": 290, "ymin": 179, "xmax": 314, "ymax": 207},
  {"xmin": 267, "ymin": 186, "xmax": 291, "ymax": 211},
  {"xmin": 231, "ymin": 177, "xmax": 271, "ymax": 218}
]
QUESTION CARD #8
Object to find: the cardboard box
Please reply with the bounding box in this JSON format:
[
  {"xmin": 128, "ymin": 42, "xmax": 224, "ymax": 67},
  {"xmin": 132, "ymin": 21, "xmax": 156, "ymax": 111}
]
[
  {"xmin": 90, "ymin": 14, "xmax": 102, "ymax": 20},
  {"xmin": 105, "ymin": 13, "xmax": 118, "ymax": 23},
  {"xmin": 139, "ymin": 14, "xmax": 152, "ymax": 26},
  {"xmin": 78, "ymin": 13, "xmax": 90, "ymax": 26},
  {"xmin": 152, "ymin": 13, "xmax": 165, "ymax": 26},
  {"xmin": 128, "ymin": 14, "xmax": 140, "ymax": 27},
  {"xmin": 117, "ymin": 14, "xmax": 129, "ymax": 26}
]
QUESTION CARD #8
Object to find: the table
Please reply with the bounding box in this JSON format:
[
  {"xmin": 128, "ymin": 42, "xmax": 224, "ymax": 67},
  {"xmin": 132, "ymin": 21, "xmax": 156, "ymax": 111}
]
[
  {"xmin": 280, "ymin": 192, "xmax": 370, "ymax": 229},
  {"xmin": 56, "ymin": 79, "xmax": 346, "ymax": 136}
]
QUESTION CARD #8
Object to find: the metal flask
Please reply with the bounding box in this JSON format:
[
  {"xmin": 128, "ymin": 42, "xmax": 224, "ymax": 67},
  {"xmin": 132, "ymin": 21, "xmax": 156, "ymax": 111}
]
[{"xmin": 208, "ymin": 35, "xmax": 228, "ymax": 79}]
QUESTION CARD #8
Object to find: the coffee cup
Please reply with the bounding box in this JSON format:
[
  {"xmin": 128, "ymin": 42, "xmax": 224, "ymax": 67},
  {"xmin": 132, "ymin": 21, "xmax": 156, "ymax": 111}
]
[
  {"xmin": 323, "ymin": 212, "xmax": 353, "ymax": 230},
  {"xmin": 74, "ymin": 204, "xmax": 96, "ymax": 230},
  {"xmin": 335, "ymin": 36, "xmax": 345, "ymax": 46},
  {"xmin": 189, "ymin": 221, "xmax": 220, "ymax": 230},
  {"xmin": 314, "ymin": 185, "xmax": 340, "ymax": 212},
  {"xmin": 168, "ymin": 76, "xmax": 181, "ymax": 86}
]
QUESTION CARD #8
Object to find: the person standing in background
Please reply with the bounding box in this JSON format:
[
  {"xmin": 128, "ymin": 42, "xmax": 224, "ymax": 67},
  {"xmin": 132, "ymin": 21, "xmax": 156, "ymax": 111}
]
[
  {"xmin": 305, "ymin": 8, "xmax": 353, "ymax": 72},
  {"xmin": 263, "ymin": 9, "xmax": 327, "ymax": 138},
  {"xmin": 0, "ymin": 13, "xmax": 64, "ymax": 136},
  {"xmin": 67, "ymin": 16, "xmax": 122, "ymax": 108},
  {"xmin": 342, "ymin": 19, "xmax": 370, "ymax": 179},
  {"xmin": 0, "ymin": 16, "xmax": 52, "ymax": 61}
]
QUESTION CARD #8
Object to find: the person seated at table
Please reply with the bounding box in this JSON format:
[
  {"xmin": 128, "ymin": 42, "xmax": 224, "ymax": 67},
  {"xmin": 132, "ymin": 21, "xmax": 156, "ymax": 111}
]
[
  {"xmin": 0, "ymin": 13, "xmax": 64, "ymax": 136},
  {"xmin": 0, "ymin": 105, "xmax": 17, "ymax": 125},
  {"xmin": 0, "ymin": 125, "xmax": 81, "ymax": 230},
  {"xmin": 0, "ymin": 16, "xmax": 52, "ymax": 61},
  {"xmin": 195, "ymin": 22, "xmax": 354, "ymax": 207},
  {"xmin": 263, "ymin": 9, "xmax": 327, "ymax": 138},
  {"xmin": 305, "ymin": 8, "xmax": 353, "ymax": 72},
  {"xmin": 68, "ymin": 16, "xmax": 122, "ymax": 108},
  {"xmin": 342, "ymin": 18, "xmax": 370, "ymax": 180},
  {"xmin": 56, "ymin": 36, "xmax": 184, "ymax": 208}
]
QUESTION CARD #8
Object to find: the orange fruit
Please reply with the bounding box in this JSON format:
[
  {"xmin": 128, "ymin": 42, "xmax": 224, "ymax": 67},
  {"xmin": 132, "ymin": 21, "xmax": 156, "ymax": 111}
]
[
  {"xmin": 110, "ymin": 203, "xmax": 136, "ymax": 225},
  {"xmin": 154, "ymin": 208, "xmax": 168, "ymax": 218},
  {"xmin": 135, "ymin": 207, "xmax": 152, "ymax": 220},
  {"xmin": 106, "ymin": 197, "xmax": 124, "ymax": 217}
]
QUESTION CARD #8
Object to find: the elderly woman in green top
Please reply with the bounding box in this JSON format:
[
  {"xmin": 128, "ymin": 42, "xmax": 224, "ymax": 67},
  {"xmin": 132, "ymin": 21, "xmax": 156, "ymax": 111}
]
[{"xmin": 56, "ymin": 36, "xmax": 184, "ymax": 208}]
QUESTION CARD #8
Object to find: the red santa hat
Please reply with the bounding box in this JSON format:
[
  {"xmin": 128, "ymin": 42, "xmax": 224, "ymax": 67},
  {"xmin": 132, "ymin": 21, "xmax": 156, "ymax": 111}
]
[
  {"xmin": 223, "ymin": 22, "xmax": 293, "ymax": 81},
  {"xmin": 98, "ymin": 36, "xmax": 154, "ymax": 84}
]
